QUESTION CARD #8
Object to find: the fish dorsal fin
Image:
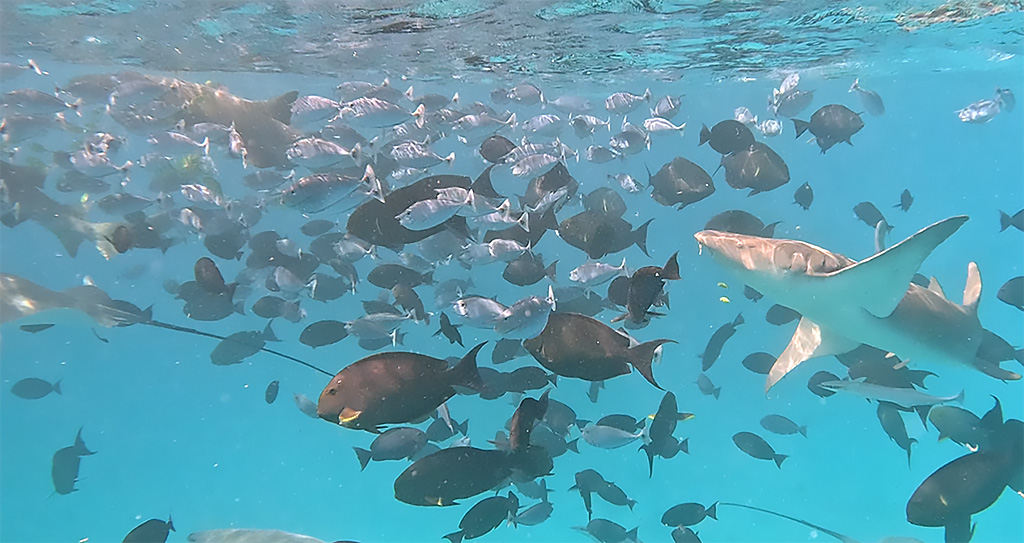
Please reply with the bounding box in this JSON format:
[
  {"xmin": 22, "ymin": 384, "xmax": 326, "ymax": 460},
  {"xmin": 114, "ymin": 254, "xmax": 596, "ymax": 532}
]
[
  {"xmin": 927, "ymin": 277, "xmax": 946, "ymax": 299},
  {"xmin": 766, "ymin": 318, "xmax": 859, "ymax": 393},
  {"xmin": 820, "ymin": 216, "xmax": 968, "ymax": 318},
  {"xmin": 962, "ymin": 261, "xmax": 981, "ymax": 312}
]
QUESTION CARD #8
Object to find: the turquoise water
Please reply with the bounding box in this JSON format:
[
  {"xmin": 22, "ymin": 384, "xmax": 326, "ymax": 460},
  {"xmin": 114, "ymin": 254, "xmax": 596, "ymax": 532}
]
[{"xmin": 1, "ymin": 2, "xmax": 1023, "ymax": 543}]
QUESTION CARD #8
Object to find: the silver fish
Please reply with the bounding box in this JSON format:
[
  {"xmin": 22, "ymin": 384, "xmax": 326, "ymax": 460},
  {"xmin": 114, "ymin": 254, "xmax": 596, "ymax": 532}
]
[
  {"xmin": 493, "ymin": 286, "xmax": 556, "ymax": 339},
  {"xmin": 849, "ymin": 78, "xmax": 885, "ymax": 116},
  {"xmin": 569, "ymin": 258, "xmax": 628, "ymax": 287},
  {"xmin": 451, "ymin": 295, "xmax": 508, "ymax": 328},
  {"xmin": 605, "ymin": 89, "xmax": 651, "ymax": 114},
  {"xmin": 820, "ymin": 378, "xmax": 964, "ymax": 409}
]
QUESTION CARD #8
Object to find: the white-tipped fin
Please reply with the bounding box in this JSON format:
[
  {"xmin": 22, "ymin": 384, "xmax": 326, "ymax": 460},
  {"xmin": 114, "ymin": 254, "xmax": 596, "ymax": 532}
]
[
  {"xmin": 962, "ymin": 261, "xmax": 981, "ymax": 312},
  {"xmin": 767, "ymin": 318, "xmax": 859, "ymax": 393}
]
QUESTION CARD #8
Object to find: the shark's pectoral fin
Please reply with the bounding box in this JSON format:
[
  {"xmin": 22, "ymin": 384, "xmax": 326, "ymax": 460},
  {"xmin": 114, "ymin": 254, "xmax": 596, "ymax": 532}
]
[
  {"xmin": 766, "ymin": 318, "xmax": 859, "ymax": 393},
  {"xmin": 962, "ymin": 261, "xmax": 981, "ymax": 312},
  {"xmin": 821, "ymin": 216, "xmax": 968, "ymax": 318}
]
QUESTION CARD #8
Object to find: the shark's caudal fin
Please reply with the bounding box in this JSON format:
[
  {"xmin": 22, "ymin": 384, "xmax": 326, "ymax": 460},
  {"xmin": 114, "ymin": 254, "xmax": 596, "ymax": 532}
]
[
  {"xmin": 766, "ymin": 318, "xmax": 859, "ymax": 393},
  {"xmin": 818, "ymin": 216, "xmax": 969, "ymax": 318}
]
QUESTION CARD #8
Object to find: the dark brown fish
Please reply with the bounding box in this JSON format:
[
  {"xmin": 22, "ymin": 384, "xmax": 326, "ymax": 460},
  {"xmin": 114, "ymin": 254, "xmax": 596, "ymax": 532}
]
[
  {"xmin": 613, "ymin": 252, "xmax": 680, "ymax": 325},
  {"xmin": 793, "ymin": 182, "xmax": 813, "ymax": 210},
  {"xmin": 503, "ymin": 252, "xmax": 557, "ymax": 287},
  {"xmin": 646, "ymin": 158, "xmax": 714, "ymax": 210},
  {"xmin": 444, "ymin": 492, "xmax": 519, "ymax": 543},
  {"xmin": 317, "ymin": 343, "xmax": 485, "ymax": 432},
  {"xmin": 193, "ymin": 257, "xmax": 230, "ymax": 295},
  {"xmin": 524, "ymin": 312, "xmax": 672, "ymax": 388},
  {"xmin": 699, "ymin": 120, "xmax": 754, "ymax": 155},
  {"xmin": 520, "ymin": 162, "xmax": 578, "ymax": 214},
  {"xmin": 792, "ymin": 104, "xmax": 864, "ymax": 153},
  {"xmin": 509, "ymin": 390, "xmax": 550, "ymax": 453},
  {"xmin": 347, "ymin": 174, "xmax": 472, "ymax": 250},
  {"xmin": 558, "ymin": 211, "xmax": 652, "ymax": 260},
  {"xmin": 700, "ymin": 313, "xmax": 744, "ymax": 371},
  {"xmin": 393, "ymin": 446, "xmax": 511, "ymax": 506},
  {"xmin": 720, "ymin": 142, "xmax": 790, "ymax": 196},
  {"xmin": 368, "ymin": 264, "xmax": 433, "ymax": 289}
]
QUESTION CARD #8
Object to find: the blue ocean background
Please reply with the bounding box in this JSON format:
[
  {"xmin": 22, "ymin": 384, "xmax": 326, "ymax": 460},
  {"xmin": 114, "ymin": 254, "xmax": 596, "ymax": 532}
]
[{"xmin": 1, "ymin": 2, "xmax": 1022, "ymax": 542}]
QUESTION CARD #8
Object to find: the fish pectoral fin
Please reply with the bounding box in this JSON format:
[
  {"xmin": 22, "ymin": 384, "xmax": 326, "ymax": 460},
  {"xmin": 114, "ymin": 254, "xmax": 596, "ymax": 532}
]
[
  {"xmin": 766, "ymin": 318, "xmax": 858, "ymax": 393},
  {"xmin": 339, "ymin": 408, "xmax": 362, "ymax": 424},
  {"xmin": 820, "ymin": 216, "xmax": 968, "ymax": 318}
]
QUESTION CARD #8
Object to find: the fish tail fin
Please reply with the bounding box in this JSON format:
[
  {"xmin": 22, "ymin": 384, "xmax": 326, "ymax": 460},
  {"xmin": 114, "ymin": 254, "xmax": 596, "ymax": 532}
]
[
  {"xmin": 353, "ymin": 447, "xmax": 373, "ymax": 471},
  {"xmin": 662, "ymin": 252, "xmax": 680, "ymax": 280},
  {"xmin": 53, "ymin": 380, "xmax": 62, "ymax": 395},
  {"xmin": 422, "ymin": 270, "xmax": 434, "ymax": 286},
  {"xmin": 678, "ymin": 437, "xmax": 689, "ymax": 455},
  {"xmin": 640, "ymin": 443, "xmax": 655, "ymax": 478},
  {"xmin": 773, "ymin": 454, "xmax": 788, "ymax": 469},
  {"xmin": 627, "ymin": 527, "xmax": 639, "ymax": 542},
  {"xmin": 627, "ymin": 339, "xmax": 675, "ymax": 389},
  {"xmin": 707, "ymin": 502, "xmax": 718, "ymax": 520},
  {"xmin": 443, "ymin": 531, "xmax": 465, "ymax": 543},
  {"xmin": 567, "ymin": 437, "xmax": 580, "ymax": 454},
  {"xmin": 907, "ymin": 438, "xmax": 917, "ymax": 468},
  {"xmin": 999, "ymin": 210, "xmax": 1012, "ymax": 232},
  {"xmin": 632, "ymin": 219, "xmax": 653, "ymax": 257},
  {"xmin": 733, "ymin": 312, "xmax": 744, "ymax": 326},
  {"xmin": 545, "ymin": 260, "xmax": 558, "ymax": 283},
  {"xmin": 798, "ymin": 425, "xmax": 808, "ymax": 438},
  {"xmin": 450, "ymin": 342, "xmax": 486, "ymax": 390},
  {"xmin": 73, "ymin": 427, "xmax": 94, "ymax": 456},
  {"xmin": 404, "ymin": 85, "xmax": 414, "ymax": 101},
  {"xmin": 516, "ymin": 210, "xmax": 530, "ymax": 233},
  {"xmin": 456, "ymin": 419, "xmax": 469, "ymax": 436},
  {"xmin": 712, "ymin": 386, "xmax": 721, "ymax": 399},
  {"xmin": 913, "ymin": 405, "xmax": 932, "ymax": 427},
  {"xmin": 698, "ymin": 124, "xmax": 711, "ymax": 146},
  {"xmin": 262, "ymin": 321, "xmax": 279, "ymax": 342},
  {"xmin": 954, "ymin": 389, "xmax": 966, "ymax": 404},
  {"xmin": 792, "ymin": 118, "xmax": 810, "ymax": 138},
  {"xmin": 849, "ymin": 78, "xmax": 860, "ymax": 92}
]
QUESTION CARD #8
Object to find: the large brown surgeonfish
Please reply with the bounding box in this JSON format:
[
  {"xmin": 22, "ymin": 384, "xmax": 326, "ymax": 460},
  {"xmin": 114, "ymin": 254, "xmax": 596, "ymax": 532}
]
[
  {"xmin": 524, "ymin": 312, "xmax": 673, "ymax": 388},
  {"xmin": 318, "ymin": 343, "xmax": 486, "ymax": 432}
]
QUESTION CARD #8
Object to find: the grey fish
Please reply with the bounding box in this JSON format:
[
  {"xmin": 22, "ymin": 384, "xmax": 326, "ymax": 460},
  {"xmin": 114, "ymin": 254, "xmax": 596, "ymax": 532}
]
[
  {"xmin": 10, "ymin": 377, "xmax": 61, "ymax": 399},
  {"xmin": 877, "ymin": 400, "xmax": 916, "ymax": 467},
  {"xmin": 732, "ymin": 431, "xmax": 787, "ymax": 468},
  {"xmin": 998, "ymin": 208, "xmax": 1023, "ymax": 232},
  {"xmin": 661, "ymin": 502, "xmax": 718, "ymax": 527},
  {"xmin": 696, "ymin": 373, "xmax": 720, "ymax": 399},
  {"xmin": 292, "ymin": 393, "xmax": 319, "ymax": 419},
  {"xmin": 996, "ymin": 276, "xmax": 1023, "ymax": 311},
  {"xmin": 849, "ymin": 78, "xmax": 885, "ymax": 116},
  {"xmin": 792, "ymin": 104, "xmax": 864, "ymax": 153},
  {"xmin": 585, "ymin": 145, "xmax": 622, "ymax": 163},
  {"xmin": 650, "ymin": 95, "xmax": 682, "ymax": 119},
  {"xmin": 123, "ymin": 515, "xmax": 175, "ymax": 543},
  {"xmin": 187, "ymin": 529, "xmax": 327, "ymax": 543},
  {"xmin": 820, "ymin": 378, "xmax": 964, "ymax": 408},
  {"xmin": 605, "ymin": 89, "xmax": 651, "ymax": 114},
  {"xmin": 51, "ymin": 427, "xmax": 95, "ymax": 495},
  {"xmin": 573, "ymin": 519, "xmax": 639, "ymax": 543},
  {"xmin": 646, "ymin": 158, "xmax": 714, "ymax": 210},
  {"xmin": 894, "ymin": 188, "xmax": 913, "ymax": 212},
  {"xmin": 852, "ymin": 201, "xmax": 892, "ymax": 229},
  {"xmin": 957, "ymin": 97, "xmax": 1001, "ymax": 123},
  {"xmin": 353, "ymin": 427, "xmax": 428, "ymax": 470},
  {"xmin": 210, "ymin": 322, "xmax": 279, "ymax": 365},
  {"xmin": 741, "ymin": 352, "xmax": 776, "ymax": 375},
  {"xmin": 760, "ymin": 414, "xmax": 807, "ymax": 437}
]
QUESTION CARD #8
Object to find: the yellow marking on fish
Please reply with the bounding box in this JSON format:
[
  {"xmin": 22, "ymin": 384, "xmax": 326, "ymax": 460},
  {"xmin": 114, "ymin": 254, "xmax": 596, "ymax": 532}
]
[
  {"xmin": 719, "ymin": 296, "xmax": 731, "ymax": 304},
  {"xmin": 717, "ymin": 282, "xmax": 728, "ymax": 288},
  {"xmin": 436, "ymin": 497, "xmax": 444, "ymax": 506},
  {"xmin": 338, "ymin": 408, "xmax": 362, "ymax": 424},
  {"xmin": 81, "ymin": 193, "xmax": 89, "ymax": 205}
]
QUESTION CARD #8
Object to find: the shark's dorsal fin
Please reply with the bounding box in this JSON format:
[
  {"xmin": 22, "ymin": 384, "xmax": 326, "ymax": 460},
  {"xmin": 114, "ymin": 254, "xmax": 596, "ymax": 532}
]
[
  {"xmin": 927, "ymin": 277, "xmax": 946, "ymax": 299},
  {"xmin": 766, "ymin": 318, "xmax": 859, "ymax": 393},
  {"xmin": 820, "ymin": 216, "xmax": 968, "ymax": 318},
  {"xmin": 962, "ymin": 261, "xmax": 981, "ymax": 312}
]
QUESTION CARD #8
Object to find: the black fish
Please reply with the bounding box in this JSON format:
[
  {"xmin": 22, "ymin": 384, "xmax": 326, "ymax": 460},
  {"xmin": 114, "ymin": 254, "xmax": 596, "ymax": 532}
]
[
  {"xmin": 558, "ymin": 211, "xmax": 652, "ymax": 259},
  {"xmin": 51, "ymin": 427, "xmax": 95, "ymax": 495},
  {"xmin": 760, "ymin": 414, "xmax": 807, "ymax": 437},
  {"xmin": 444, "ymin": 492, "xmax": 519, "ymax": 543},
  {"xmin": 793, "ymin": 182, "xmax": 813, "ymax": 210},
  {"xmin": 317, "ymin": 343, "xmax": 485, "ymax": 432},
  {"xmin": 661, "ymin": 502, "xmax": 718, "ymax": 527},
  {"xmin": 765, "ymin": 304, "xmax": 801, "ymax": 326},
  {"xmin": 299, "ymin": 320, "xmax": 349, "ymax": 348},
  {"xmin": 894, "ymin": 189, "xmax": 913, "ymax": 212},
  {"xmin": 347, "ymin": 174, "xmax": 472, "ymax": 250},
  {"xmin": 720, "ymin": 142, "xmax": 790, "ymax": 196},
  {"xmin": 641, "ymin": 391, "xmax": 682, "ymax": 477},
  {"xmin": 210, "ymin": 322, "xmax": 279, "ymax": 366},
  {"xmin": 906, "ymin": 419, "xmax": 1022, "ymax": 543},
  {"xmin": 996, "ymin": 276, "xmax": 1023, "ymax": 311},
  {"xmin": 368, "ymin": 264, "xmax": 433, "ymax": 289},
  {"xmin": 646, "ymin": 158, "xmax": 715, "ymax": 210},
  {"xmin": 509, "ymin": 390, "xmax": 550, "ymax": 453},
  {"xmin": 193, "ymin": 257, "xmax": 231, "ymax": 295},
  {"xmin": 574, "ymin": 518, "xmax": 638, "ymax": 543},
  {"xmin": 435, "ymin": 312, "xmax": 464, "ymax": 346},
  {"xmin": 584, "ymin": 187, "xmax": 627, "ymax": 218},
  {"xmin": 11, "ymin": 377, "xmax": 61, "ymax": 399},
  {"xmin": 503, "ymin": 252, "xmax": 557, "ymax": 287},
  {"xmin": 700, "ymin": 313, "xmax": 744, "ymax": 371},
  {"xmin": 733, "ymin": 431, "xmax": 787, "ymax": 468},
  {"xmin": 524, "ymin": 312, "xmax": 672, "ymax": 388},
  {"xmin": 699, "ymin": 120, "xmax": 754, "ymax": 155},
  {"xmin": 741, "ymin": 352, "xmax": 776, "ymax": 375},
  {"xmin": 519, "ymin": 161, "xmax": 578, "ymax": 214},
  {"xmin": 998, "ymin": 209, "xmax": 1024, "ymax": 232},
  {"xmin": 491, "ymin": 338, "xmax": 526, "ymax": 364},
  {"xmin": 479, "ymin": 135, "xmax": 517, "ymax": 163},
  {"xmin": 613, "ymin": 252, "xmax": 680, "ymax": 325},
  {"xmin": 807, "ymin": 371, "xmax": 839, "ymax": 398},
  {"xmin": 792, "ymin": 104, "xmax": 864, "ymax": 153},
  {"xmin": 742, "ymin": 285, "xmax": 763, "ymax": 302},
  {"xmin": 852, "ymin": 201, "xmax": 891, "ymax": 229},
  {"xmin": 353, "ymin": 427, "xmax": 428, "ymax": 470},
  {"xmin": 122, "ymin": 515, "xmax": 175, "ymax": 543},
  {"xmin": 19, "ymin": 323, "xmax": 55, "ymax": 333},
  {"xmin": 570, "ymin": 469, "xmax": 608, "ymax": 520},
  {"xmin": 265, "ymin": 380, "xmax": 280, "ymax": 404},
  {"xmin": 704, "ymin": 210, "xmax": 777, "ymax": 237},
  {"xmin": 394, "ymin": 446, "xmax": 512, "ymax": 506}
]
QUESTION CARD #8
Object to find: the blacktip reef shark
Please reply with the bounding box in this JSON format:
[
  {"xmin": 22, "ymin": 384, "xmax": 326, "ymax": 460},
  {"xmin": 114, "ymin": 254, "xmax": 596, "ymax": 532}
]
[{"xmin": 694, "ymin": 216, "xmax": 1021, "ymax": 393}]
